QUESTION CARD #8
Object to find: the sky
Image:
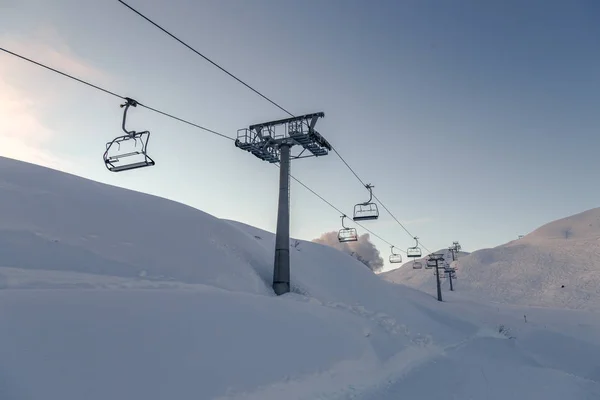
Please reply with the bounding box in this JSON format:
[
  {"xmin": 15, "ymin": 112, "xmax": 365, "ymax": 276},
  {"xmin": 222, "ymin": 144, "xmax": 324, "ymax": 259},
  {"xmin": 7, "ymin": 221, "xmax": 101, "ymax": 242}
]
[{"xmin": 1, "ymin": 0, "xmax": 599, "ymax": 272}]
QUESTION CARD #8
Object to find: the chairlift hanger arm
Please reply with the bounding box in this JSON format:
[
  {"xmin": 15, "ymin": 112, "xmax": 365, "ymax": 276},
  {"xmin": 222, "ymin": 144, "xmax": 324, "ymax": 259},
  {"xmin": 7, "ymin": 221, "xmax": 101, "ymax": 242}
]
[
  {"xmin": 120, "ymin": 97, "xmax": 139, "ymax": 136},
  {"xmin": 341, "ymin": 215, "xmax": 349, "ymax": 229},
  {"xmin": 361, "ymin": 183, "xmax": 374, "ymax": 205}
]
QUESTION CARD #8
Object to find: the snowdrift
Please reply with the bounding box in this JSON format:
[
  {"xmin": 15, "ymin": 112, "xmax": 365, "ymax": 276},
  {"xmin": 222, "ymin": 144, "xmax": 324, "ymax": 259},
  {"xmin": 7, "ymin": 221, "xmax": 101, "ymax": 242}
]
[
  {"xmin": 383, "ymin": 208, "xmax": 600, "ymax": 311},
  {"xmin": 0, "ymin": 156, "xmax": 598, "ymax": 400}
]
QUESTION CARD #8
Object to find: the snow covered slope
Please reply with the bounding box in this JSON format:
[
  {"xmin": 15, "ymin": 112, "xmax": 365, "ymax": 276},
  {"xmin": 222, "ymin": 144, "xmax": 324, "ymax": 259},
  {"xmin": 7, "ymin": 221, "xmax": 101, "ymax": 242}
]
[
  {"xmin": 0, "ymin": 156, "xmax": 599, "ymax": 400},
  {"xmin": 381, "ymin": 247, "xmax": 468, "ymax": 290},
  {"xmin": 383, "ymin": 208, "xmax": 600, "ymax": 311}
]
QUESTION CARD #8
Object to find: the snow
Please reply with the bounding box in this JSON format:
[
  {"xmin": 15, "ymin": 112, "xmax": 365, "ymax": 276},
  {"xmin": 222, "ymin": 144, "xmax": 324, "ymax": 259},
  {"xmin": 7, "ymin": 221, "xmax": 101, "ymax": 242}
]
[
  {"xmin": 0, "ymin": 156, "xmax": 599, "ymax": 399},
  {"xmin": 383, "ymin": 207, "xmax": 600, "ymax": 311}
]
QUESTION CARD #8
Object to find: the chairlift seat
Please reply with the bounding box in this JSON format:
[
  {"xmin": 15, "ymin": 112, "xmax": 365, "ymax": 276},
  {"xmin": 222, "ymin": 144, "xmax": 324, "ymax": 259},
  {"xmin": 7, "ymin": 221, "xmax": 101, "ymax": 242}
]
[
  {"xmin": 407, "ymin": 247, "xmax": 422, "ymax": 258},
  {"xmin": 104, "ymin": 131, "xmax": 155, "ymax": 173},
  {"xmin": 106, "ymin": 160, "xmax": 155, "ymax": 172},
  {"xmin": 413, "ymin": 261, "xmax": 423, "ymax": 269},
  {"xmin": 338, "ymin": 228, "xmax": 358, "ymax": 243},
  {"xmin": 389, "ymin": 254, "xmax": 402, "ymax": 264},
  {"xmin": 353, "ymin": 203, "xmax": 379, "ymax": 221}
]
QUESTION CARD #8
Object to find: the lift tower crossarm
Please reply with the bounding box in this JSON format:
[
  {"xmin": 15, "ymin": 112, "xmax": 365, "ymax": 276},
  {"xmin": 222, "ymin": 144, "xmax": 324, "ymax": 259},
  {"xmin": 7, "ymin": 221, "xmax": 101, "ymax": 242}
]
[
  {"xmin": 249, "ymin": 112, "xmax": 325, "ymax": 131},
  {"xmin": 236, "ymin": 112, "xmax": 330, "ymax": 165}
]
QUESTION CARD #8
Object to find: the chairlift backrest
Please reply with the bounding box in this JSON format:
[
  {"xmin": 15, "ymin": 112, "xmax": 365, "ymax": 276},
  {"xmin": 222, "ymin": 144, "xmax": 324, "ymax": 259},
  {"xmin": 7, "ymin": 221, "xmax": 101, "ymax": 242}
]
[
  {"xmin": 407, "ymin": 247, "xmax": 422, "ymax": 258},
  {"xmin": 338, "ymin": 228, "xmax": 358, "ymax": 243},
  {"xmin": 389, "ymin": 254, "xmax": 402, "ymax": 263},
  {"xmin": 353, "ymin": 203, "xmax": 379, "ymax": 221}
]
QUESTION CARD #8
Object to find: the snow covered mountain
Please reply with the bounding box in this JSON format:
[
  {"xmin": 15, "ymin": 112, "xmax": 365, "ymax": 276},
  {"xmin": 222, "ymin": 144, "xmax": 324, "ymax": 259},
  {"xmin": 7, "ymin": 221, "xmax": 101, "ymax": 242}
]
[
  {"xmin": 383, "ymin": 208, "xmax": 600, "ymax": 311},
  {"xmin": 0, "ymin": 156, "xmax": 599, "ymax": 400}
]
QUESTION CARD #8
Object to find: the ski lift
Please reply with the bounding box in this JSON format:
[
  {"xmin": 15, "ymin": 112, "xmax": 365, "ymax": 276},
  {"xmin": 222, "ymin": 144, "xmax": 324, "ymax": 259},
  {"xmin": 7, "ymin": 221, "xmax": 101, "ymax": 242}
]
[
  {"xmin": 426, "ymin": 258, "xmax": 436, "ymax": 269},
  {"xmin": 407, "ymin": 236, "xmax": 422, "ymax": 258},
  {"xmin": 389, "ymin": 246, "xmax": 402, "ymax": 264},
  {"xmin": 353, "ymin": 184, "xmax": 379, "ymax": 221},
  {"xmin": 338, "ymin": 215, "xmax": 358, "ymax": 243},
  {"xmin": 412, "ymin": 260, "xmax": 423, "ymax": 269},
  {"xmin": 103, "ymin": 97, "xmax": 155, "ymax": 172}
]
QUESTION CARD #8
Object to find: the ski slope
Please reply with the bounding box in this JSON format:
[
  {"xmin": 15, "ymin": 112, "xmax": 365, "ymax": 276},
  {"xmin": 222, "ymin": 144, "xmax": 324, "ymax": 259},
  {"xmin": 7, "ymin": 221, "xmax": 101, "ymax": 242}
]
[
  {"xmin": 0, "ymin": 156, "xmax": 599, "ymax": 400},
  {"xmin": 384, "ymin": 208, "xmax": 600, "ymax": 311}
]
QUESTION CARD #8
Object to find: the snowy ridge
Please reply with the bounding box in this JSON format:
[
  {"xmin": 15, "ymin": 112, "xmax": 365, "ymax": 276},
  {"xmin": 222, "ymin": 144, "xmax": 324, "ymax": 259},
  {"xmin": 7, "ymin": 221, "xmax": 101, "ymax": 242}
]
[
  {"xmin": 383, "ymin": 208, "xmax": 600, "ymax": 311},
  {"xmin": 0, "ymin": 156, "xmax": 598, "ymax": 399},
  {"xmin": 381, "ymin": 247, "xmax": 469, "ymax": 292}
]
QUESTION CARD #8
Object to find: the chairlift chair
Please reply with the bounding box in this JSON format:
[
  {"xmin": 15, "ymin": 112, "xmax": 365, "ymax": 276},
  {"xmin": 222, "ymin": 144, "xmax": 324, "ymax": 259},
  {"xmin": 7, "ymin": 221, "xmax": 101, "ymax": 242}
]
[
  {"xmin": 353, "ymin": 184, "xmax": 379, "ymax": 221},
  {"xmin": 389, "ymin": 246, "xmax": 402, "ymax": 264},
  {"xmin": 104, "ymin": 97, "xmax": 155, "ymax": 172},
  {"xmin": 337, "ymin": 215, "xmax": 358, "ymax": 243},
  {"xmin": 412, "ymin": 260, "xmax": 423, "ymax": 269},
  {"xmin": 407, "ymin": 236, "xmax": 422, "ymax": 258}
]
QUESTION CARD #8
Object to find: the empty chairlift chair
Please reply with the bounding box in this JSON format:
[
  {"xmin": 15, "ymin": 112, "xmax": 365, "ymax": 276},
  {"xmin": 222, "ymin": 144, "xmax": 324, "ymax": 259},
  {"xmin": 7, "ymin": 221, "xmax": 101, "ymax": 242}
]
[
  {"xmin": 406, "ymin": 236, "xmax": 422, "ymax": 258},
  {"xmin": 103, "ymin": 97, "xmax": 155, "ymax": 172},
  {"xmin": 389, "ymin": 246, "xmax": 402, "ymax": 264},
  {"xmin": 353, "ymin": 184, "xmax": 379, "ymax": 221},
  {"xmin": 412, "ymin": 260, "xmax": 423, "ymax": 269},
  {"xmin": 338, "ymin": 215, "xmax": 358, "ymax": 243}
]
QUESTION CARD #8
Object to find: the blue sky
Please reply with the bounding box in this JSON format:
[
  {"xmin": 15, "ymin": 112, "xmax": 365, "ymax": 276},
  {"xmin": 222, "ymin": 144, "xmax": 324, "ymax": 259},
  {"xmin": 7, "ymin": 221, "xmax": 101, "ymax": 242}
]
[{"xmin": 1, "ymin": 0, "xmax": 599, "ymax": 271}]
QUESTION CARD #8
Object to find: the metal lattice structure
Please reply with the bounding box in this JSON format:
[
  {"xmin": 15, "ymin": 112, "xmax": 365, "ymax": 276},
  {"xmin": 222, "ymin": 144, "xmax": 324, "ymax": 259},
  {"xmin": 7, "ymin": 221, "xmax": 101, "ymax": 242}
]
[
  {"xmin": 235, "ymin": 112, "xmax": 330, "ymax": 296},
  {"xmin": 235, "ymin": 112, "xmax": 331, "ymax": 163}
]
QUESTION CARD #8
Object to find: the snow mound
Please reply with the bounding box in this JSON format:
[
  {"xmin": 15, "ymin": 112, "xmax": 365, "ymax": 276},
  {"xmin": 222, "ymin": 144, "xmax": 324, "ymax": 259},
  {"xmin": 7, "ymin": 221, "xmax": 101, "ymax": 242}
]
[
  {"xmin": 0, "ymin": 156, "xmax": 598, "ymax": 399},
  {"xmin": 383, "ymin": 208, "xmax": 600, "ymax": 311}
]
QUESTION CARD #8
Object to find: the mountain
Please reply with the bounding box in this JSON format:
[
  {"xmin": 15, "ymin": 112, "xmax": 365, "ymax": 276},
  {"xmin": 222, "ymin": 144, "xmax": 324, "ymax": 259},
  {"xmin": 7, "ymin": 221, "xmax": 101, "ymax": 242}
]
[
  {"xmin": 383, "ymin": 208, "xmax": 600, "ymax": 311},
  {"xmin": 0, "ymin": 156, "xmax": 598, "ymax": 400}
]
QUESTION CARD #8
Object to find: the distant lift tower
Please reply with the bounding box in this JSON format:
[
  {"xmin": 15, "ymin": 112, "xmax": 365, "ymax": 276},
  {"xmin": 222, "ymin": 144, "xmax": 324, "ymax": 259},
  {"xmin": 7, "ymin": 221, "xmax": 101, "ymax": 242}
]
[{"xmin": 235, "ymin": 112, "xmax": 331, "ymax": 295}]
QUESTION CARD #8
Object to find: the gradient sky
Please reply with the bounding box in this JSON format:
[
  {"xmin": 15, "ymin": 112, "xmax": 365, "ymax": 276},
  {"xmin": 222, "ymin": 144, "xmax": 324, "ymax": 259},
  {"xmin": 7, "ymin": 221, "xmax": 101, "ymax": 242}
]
[{"xmin": 1, "ymin": 0, "xmax": 599, "ymax": 272}]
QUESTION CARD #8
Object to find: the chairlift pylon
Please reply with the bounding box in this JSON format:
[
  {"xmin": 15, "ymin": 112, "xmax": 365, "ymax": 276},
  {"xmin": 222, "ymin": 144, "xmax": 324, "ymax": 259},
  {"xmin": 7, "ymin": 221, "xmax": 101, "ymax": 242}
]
[
  {"xmin": 389, "ymin": 246, "xmax": 402, "ymax": 264},
  {"xmin": 407, "ymin": 236, "xmax": 422, "ymax": 258},
  {"xmin": 353, "ymin": 184, "xmax": 379, "ymax": 221},
  {"xmin": 337, "ymin": 215, "xmax": 358, "ymax": 243},
  {"xmin": 103, "ymin": 97, "xmax": 155, "ymax": 172}
]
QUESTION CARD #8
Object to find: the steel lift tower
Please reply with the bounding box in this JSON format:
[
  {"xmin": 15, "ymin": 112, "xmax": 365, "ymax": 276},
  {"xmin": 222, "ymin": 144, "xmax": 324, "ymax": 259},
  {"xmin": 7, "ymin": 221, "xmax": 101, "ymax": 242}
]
[{"xmin": 235, "ymin": 112, "xmax": 331, "ymax": 295}]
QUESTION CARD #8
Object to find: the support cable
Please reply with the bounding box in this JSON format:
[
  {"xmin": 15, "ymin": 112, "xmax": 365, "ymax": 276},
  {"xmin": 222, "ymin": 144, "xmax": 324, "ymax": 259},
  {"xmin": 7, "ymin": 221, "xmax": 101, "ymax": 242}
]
[
  {"xmin": 117, "ymin": 0, "xmax": 436, "ymax": 254},
  {"xmin": 2, "ymin": 45, "xmax": 406, "ymax": 254}
]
